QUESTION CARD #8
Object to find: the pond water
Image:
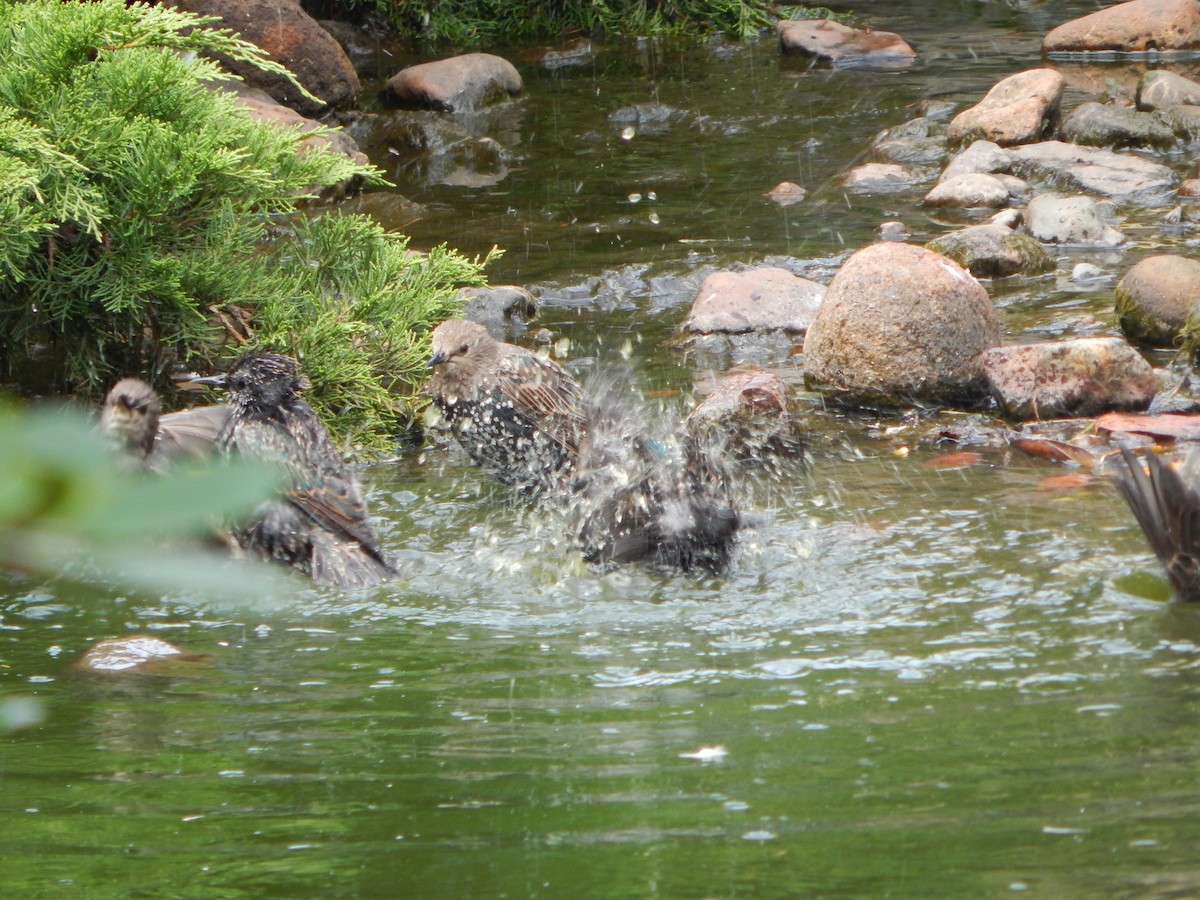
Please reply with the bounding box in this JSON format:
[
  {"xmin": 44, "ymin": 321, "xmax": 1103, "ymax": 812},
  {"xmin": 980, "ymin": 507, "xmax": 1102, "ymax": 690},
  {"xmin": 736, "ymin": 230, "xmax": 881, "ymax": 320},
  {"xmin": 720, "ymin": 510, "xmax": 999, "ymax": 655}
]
[{"xmin": 6, "ymin": 0, "xmax": 1200, "ymax": 895}]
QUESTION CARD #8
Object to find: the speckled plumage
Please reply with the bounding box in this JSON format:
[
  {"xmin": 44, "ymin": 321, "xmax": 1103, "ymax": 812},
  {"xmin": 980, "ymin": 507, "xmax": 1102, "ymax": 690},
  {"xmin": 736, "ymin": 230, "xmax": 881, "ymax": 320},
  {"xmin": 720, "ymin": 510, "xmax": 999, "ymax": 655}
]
[
  {"xmin": 212, "ymin": 350, "xmax": 395, "ymax": 589},
  {"xmin": 428, "ymin": 319, "xmax": 588, "ymax": 494},
  {"xmin": 1116, "ymin": 447, "xmax": 1200, "ymax": 602}
]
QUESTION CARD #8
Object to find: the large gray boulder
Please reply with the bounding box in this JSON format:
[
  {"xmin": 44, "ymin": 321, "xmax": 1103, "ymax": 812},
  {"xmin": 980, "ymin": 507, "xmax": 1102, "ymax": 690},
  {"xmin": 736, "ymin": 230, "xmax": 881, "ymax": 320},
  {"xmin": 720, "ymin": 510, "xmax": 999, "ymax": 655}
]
[
  {"xmin": 980, "ymin": 338, "xmax": 1158, "ymax": 420},
  {"xmin": 1008, "ymin": 141, "xmax": 1175, "ymax": 205},
  {"xmin": 1059, "ymin": 101, "xmax": 1176, "ymax": 150},
  {"xmin": 803, "ymin": 243, "xmax": 1000, "ymax": 407},
  {"xmin": 1115, "ymin": 254, "xmax": 1200, "ymax": 346}
]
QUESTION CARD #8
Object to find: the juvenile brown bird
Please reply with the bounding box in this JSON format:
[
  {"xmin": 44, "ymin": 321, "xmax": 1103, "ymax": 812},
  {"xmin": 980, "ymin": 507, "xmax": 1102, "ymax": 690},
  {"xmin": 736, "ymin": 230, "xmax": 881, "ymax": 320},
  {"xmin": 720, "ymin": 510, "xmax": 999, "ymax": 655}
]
[
  {"xmin": 198, "ymin": 350, "xmax": 395, "ymax": 590},
  {"xmin": 100, "ymin": 378, "xmax": 229, "ymax": 471},
  {"xmin": 428, "ymin": 318, "xmax": 588, "ymax": 495},
  {"xmin": 1115, "ymin": 447, "xmax": 1200, "ymax": 601}
]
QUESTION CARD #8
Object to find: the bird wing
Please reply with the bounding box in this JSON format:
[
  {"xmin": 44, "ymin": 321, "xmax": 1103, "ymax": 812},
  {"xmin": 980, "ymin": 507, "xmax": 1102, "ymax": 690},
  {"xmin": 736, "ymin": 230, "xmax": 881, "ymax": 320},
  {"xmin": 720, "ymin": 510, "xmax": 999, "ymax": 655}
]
[
  {"xmin": 494, "ymin": 348, "xmax": 587, "ymax": 453},
  {"xmin": 1116, "ymin": 448, "xmax": 1200, "ymax": 601},
  {"xmin": 156, "ymin": 404, "xmax": 229, "ymax": 463}
]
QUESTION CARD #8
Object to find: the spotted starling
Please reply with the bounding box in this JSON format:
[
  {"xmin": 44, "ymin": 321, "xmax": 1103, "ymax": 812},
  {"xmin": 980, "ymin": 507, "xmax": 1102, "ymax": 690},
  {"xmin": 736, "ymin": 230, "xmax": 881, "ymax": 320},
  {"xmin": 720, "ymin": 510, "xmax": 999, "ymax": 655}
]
[
  {"xmin": 198, "ymin": 350, "xmax": 395, "ymax": 590},
  {"xmin": 428, "ymin": 318, "xmax": 589, "ymax": 495},
  {"xmin": 1115, "ymin": 447, "xmax": 1200, "ymax": 601},
  {"xmin": 571, "ymin": 380, "xmax": 741, "ymax": 574},
  {"xmin": 101, "ymin": 378, "xmax": 229, "ymax": 471}
]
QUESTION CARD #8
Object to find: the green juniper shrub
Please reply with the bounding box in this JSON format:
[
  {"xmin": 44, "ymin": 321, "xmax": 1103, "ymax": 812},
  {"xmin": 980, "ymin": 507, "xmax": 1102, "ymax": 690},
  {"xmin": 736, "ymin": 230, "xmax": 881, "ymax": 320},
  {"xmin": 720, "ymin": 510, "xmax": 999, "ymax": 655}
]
[{"xmin": 0, "ymin": 0, "xmax": 489, "ymax": 453}]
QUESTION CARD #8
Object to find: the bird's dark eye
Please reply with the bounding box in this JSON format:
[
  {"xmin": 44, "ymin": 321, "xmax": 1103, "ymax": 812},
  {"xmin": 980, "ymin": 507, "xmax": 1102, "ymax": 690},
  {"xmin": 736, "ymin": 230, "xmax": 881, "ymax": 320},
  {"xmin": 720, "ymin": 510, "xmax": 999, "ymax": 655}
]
[{"xmin": 458, "ymin": 343, "xmax": 470, "ymax": 355}]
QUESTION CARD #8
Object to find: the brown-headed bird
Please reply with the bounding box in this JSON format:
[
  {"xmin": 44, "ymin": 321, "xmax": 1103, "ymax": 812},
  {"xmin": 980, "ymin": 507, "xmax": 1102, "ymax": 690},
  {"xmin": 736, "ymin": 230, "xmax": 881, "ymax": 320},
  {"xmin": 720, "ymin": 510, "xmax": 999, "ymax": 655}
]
[
  {"xmin": 197, "ymin": 350, "xmax": 395, "ymax": 590},
  {"xmin": 101, "ymin": 378, "xmax": 229, "ymax": 471},
  {"xmin": 1115, "ymin": 447, "xmax": 1200, "ymax": 602},
  {"xmin": 428, "ymin": 318, "xmax": 588, "ymax": 495}
]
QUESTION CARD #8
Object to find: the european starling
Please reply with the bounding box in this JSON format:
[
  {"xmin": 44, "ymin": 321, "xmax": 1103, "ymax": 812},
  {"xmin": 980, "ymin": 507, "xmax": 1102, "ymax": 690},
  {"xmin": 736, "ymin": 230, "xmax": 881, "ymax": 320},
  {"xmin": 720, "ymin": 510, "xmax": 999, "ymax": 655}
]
[
  {"xmin": 199, "ymin": 350, "xmax": 395, "ymax": 590},
  {"xmin": 1115, "ymin": 447, "xmax": 1200, "ymax": 601},
  {"xmin": 571, "ymin": 385, "xmax": 741, "ymax": 574},
  {"xmin": 101, "ymin": 378, "xmax": 229, "ymax": 471},
  {"xmin": 428, "ymin": 318, "xmax": 588, "ymax": 494}
]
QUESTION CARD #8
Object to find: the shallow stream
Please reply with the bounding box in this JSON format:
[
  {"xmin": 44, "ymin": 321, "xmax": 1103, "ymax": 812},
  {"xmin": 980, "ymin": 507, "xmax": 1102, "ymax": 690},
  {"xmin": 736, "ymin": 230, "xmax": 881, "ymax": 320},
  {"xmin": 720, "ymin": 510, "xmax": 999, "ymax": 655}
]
[{"xmin": 5, "ymin": 1, "xmax": 1200, "ymax": 895}]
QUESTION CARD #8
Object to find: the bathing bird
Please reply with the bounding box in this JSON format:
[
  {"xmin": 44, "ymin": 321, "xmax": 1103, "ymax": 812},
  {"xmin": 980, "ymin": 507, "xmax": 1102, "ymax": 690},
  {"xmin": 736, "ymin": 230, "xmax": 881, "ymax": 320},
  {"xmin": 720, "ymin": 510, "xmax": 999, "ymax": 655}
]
[
  {"xmin": 428, "ymin": 318, "xmax": 588, "ymax": 495},
  {"xmin": 1115, "ymin": 447, "xmax": 1200, "ymax": 602},
  {"xmin": 196, "ymin": 349, "xmax": 395, "ymax": 589},
  {"xmin": 101, "ymin": 378, "xmax": 229, "ymax": 471},
  {"xmin": 570, "ymin": 380, "xmax": 741, "ymax": 574}
]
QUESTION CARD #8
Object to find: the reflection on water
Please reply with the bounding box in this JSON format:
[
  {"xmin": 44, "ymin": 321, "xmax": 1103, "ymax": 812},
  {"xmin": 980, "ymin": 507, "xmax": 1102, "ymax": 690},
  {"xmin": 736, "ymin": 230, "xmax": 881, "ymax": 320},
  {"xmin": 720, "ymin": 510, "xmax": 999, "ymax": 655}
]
[{"xmin": 7, "ymin": 0, "xmax": 1200, "ymax": 895}]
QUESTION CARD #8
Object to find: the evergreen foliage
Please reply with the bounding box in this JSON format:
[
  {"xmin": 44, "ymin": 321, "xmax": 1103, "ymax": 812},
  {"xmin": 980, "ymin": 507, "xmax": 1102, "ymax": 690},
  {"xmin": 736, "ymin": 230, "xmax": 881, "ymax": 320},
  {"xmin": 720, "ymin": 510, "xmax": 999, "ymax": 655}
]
[{"xmin": 0, "ymin": 0, "xmax": 486, "ymax": 453}]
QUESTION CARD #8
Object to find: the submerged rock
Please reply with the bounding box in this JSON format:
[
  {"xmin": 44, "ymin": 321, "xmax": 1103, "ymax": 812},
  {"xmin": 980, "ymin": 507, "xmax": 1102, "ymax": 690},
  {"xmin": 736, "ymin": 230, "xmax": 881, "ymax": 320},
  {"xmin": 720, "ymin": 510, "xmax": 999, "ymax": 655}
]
[
  {"xmin": 777, "ymin": 18, "xmax": 916, "ymax": 66},
  {"xmin": 1116, "ymin": 254, "xmax": 1200, "ymax": 346},
  {"xmin": 839, "ymin": 162, "xmax": 919, "ymax": 193},
  {"xmin": 683, "ymin": 267, "xmax": 825, "ymax": 334},
  {"xmin": 1043, "ymin": 0, "xmax": 1200, "ymax": 54},
  {"xmin": 979, "ymin": 338, "xmax": 1158, "ymax": 420},
  {"xmin": 382, "ymin": 53, "xmax": 522, "ymax": 112},
  {"xmin": 926, "ymin": 223, "xmax": 1054, "ymax": 278},
  {"xmin": 803, "ymin": 243, "xmax": 1000, "ymax": 408},
  {"xmin": 1137, "ymin": 70, "xmax": 1200, "ymax": 110},
  {"xmin": 1023, "ymin": 194, "xmax": 1125, "ymax": 246},
  {"xmin": 72, "ymin": 636, "xmax": 204, "ymax": 675},
  {"xmin": 459, "ymin": 285, "xmax": 538, "ymax": 337},
  {"xmin": 946, "ymin": 69, "xmax": 1064, "ymax": 147}
]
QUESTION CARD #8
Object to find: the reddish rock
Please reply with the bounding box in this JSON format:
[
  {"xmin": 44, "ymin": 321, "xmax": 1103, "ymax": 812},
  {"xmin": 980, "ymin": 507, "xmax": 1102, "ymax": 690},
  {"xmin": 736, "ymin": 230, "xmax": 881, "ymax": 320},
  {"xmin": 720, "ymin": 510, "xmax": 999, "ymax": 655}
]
[
  {"xmin": 1115, "ymin": 254, "xmax": 1200, "ymax": 346},
  {"xmin": 803, "ymin": 243, "xmax": 1000, "ymax": 408},
  {"xmin": 947, "ymin": 69, "xmax": 1065, "ymax": 147},
  {"xmin": 684, "ymin": 267, "xmax": 825, "ymax": 334},
  {"xmin": 778, "ymin": 18, "xmax": 916, "ymax": 65},
  {"xmin": 765, "ymin": 182, "xmax": 807, "ymax": 206},
  {"xmin": 685, "ymin": 371, "xmax": 797, "ymax": 462},
  {"xmin": 1044, "ymin": 0, "xmax": 1200, "ymax": 54},
  {"xmin": 175, "ymin": 0, "xmax": 359, "ymax": 116},
  {"xmin": 980, "ymin": 338, "xmax": 1159, "ymax": 420},
  {"xmin": 382, "ymin": 54, "xmax": 522, "ymax": 112}
]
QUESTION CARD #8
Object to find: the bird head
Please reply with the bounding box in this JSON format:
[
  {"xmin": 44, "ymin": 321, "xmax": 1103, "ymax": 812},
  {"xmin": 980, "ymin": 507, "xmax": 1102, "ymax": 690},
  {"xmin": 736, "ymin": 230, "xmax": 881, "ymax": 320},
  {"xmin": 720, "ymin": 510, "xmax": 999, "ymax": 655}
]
[
  {"xmin": 428, "ymin": 319, "xmax": 498, "ymax": 376},
  {"xmin": 100, "ymin": 378, "xmax": 162, "ymax": 457},
  {"xmin": 195, "ymin": 350, "xmax": 311, "ymax": 413}
]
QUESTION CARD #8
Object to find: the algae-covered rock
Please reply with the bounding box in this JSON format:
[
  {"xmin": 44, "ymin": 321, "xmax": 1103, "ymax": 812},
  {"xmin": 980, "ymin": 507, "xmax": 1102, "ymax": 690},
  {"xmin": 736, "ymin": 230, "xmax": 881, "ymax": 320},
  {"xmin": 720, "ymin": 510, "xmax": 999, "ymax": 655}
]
[{"xmin": 927, "ymin": 224, "xmax": 1054, "ymax": 278}]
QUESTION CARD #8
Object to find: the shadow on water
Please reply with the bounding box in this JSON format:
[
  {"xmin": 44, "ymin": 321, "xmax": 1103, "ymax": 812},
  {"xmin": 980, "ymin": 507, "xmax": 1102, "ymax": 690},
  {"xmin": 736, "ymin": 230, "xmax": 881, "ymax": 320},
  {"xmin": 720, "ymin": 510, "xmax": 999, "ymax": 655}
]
[{"xmin": 7, "ymin": 0, "xmax": 1200, "ymax": 895}]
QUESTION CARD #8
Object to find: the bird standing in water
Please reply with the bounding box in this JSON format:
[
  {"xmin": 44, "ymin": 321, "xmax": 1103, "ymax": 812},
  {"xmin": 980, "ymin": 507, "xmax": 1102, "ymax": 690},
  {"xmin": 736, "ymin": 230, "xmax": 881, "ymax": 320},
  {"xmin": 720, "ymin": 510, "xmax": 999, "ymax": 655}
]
[
  {"xmin": 1115, "ymin": 447, "xmax": 1200, "ymax": 602},
  {"xmin": 428, "ymin": 318, "xmax": 588, "ymax": 495},
  {"xmin": 427, "ymin": 318, "xmax": 741, "ymax": 572},
  {"xmin": 101, "ymin": 378, "xmax": 229, "ymax": 471},
  {"xmin": 198, "ymin": 350, "xmax": 395, "ymax": 589}
]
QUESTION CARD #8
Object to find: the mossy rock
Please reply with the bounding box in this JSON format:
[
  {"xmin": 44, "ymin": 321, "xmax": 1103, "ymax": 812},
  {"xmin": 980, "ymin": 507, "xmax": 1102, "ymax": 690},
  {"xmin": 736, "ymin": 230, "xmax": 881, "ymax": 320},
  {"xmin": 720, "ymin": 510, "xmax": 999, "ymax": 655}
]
[{"xmin": 927, "ymin": 224, "xmax": 1054, "ymax": 278}]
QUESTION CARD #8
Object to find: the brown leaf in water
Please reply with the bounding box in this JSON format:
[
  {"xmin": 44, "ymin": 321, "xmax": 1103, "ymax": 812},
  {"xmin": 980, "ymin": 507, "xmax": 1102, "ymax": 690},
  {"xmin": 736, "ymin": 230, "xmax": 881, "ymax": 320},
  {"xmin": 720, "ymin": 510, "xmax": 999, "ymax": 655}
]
[
  {"xmin": 1009, "ymin": 437, "xmax": 1096, "ymax": 468},
  {"xmin": 1036, "ymin": 472, "xmax": 1093, "ymax": 491},
  {"xmin": 1095, "ymin": 412, "xmax": 1200, "ymax": 442},
  {"xmin": 923, "ymin": 451, "xmax": 984, "ymax": 469}
]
